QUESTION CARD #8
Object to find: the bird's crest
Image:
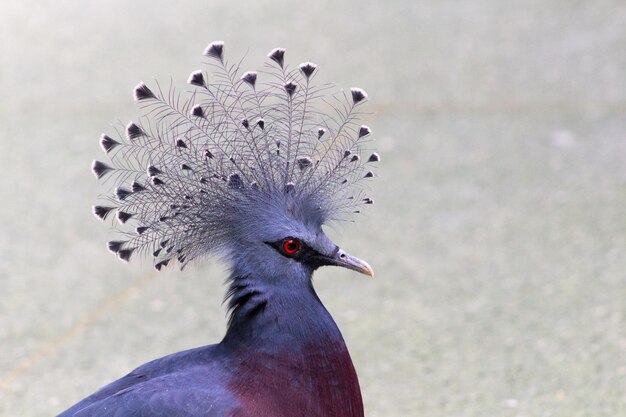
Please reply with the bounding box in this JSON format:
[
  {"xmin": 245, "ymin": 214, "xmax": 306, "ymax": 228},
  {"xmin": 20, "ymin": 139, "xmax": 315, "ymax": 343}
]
[{"xmin": 92, "ymin": 41, "xmax": 379, "ymax": 270}]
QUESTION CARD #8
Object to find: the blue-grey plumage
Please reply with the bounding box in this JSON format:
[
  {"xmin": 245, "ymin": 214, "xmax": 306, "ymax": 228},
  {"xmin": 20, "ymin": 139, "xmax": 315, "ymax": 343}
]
[{"xmin": 64, "ymin": 41, "xmax": 379, "ymax": 417}]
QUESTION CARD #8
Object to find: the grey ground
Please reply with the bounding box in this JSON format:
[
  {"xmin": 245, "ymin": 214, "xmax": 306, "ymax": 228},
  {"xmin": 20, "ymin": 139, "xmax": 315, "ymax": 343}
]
[{"xmin": 1, "ymin": 1, "xmax": 625, "ymax": 416}]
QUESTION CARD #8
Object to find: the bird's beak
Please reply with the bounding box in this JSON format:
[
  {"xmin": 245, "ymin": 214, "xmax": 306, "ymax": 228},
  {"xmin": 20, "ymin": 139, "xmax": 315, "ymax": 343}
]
[{"xmin": 328, "ymin": 248, "xmax": 374, "ymax": 277}]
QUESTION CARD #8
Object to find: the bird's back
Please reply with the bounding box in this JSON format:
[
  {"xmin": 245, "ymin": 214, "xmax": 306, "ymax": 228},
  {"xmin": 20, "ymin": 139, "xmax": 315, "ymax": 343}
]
[{"xmin": 59, "ymin": 345, "xmax": 238, "ymax": 417}]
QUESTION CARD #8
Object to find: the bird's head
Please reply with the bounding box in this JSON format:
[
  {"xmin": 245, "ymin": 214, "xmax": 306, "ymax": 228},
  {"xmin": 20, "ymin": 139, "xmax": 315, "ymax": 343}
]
[
  {"xmin": 92, "ymin": 42, "xmax": 378, "ymax": 280},
  {"xmin": 223, "ymin": 186, "xmax": 373, "ymax": 283}
]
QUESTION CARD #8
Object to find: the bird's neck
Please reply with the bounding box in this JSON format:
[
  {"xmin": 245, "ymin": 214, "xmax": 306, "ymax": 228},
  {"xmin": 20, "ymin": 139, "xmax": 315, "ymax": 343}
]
[
  {"xmin": 221, "ymin": 275, "xmax": 364, "ymax": 417},
  {"xmin": 222, "ymin": 274, "xmax": 344, "ymax": 351}
]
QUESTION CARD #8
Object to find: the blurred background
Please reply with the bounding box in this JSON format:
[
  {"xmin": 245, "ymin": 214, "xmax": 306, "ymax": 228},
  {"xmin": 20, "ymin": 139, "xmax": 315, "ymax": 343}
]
[{"xmin": 1, "ymin": 1, "xmax": 625, "ymax": 416}]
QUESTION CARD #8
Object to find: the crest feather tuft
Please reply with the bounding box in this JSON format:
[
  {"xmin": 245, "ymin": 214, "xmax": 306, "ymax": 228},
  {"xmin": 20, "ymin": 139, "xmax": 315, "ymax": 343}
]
[{"xmin": 93, "ymin": 42, "xmax": 376, "ymax": 269}]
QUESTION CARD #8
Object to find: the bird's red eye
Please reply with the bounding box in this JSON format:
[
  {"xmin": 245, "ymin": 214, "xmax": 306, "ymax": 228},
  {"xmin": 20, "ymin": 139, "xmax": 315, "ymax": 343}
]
[{"xmin": 282, "ymin": 239, "xmax": 300, "ymax": 255}]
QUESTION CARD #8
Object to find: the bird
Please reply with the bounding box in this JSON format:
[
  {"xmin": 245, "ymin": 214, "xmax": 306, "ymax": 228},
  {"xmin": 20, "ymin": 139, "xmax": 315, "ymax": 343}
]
[{"xmin": 59, "ymin": 41, "xmax": 379, "ymax": 417}]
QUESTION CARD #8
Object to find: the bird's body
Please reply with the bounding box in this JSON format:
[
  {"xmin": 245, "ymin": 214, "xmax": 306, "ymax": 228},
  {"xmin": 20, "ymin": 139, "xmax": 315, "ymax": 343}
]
[
  {"xmin": 60, "ymin": 41, "xmax": 377, "ymax": 416},
  {"xmin": 60, "ymin": 279, "xmax": 362, "ymax": 417}
]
